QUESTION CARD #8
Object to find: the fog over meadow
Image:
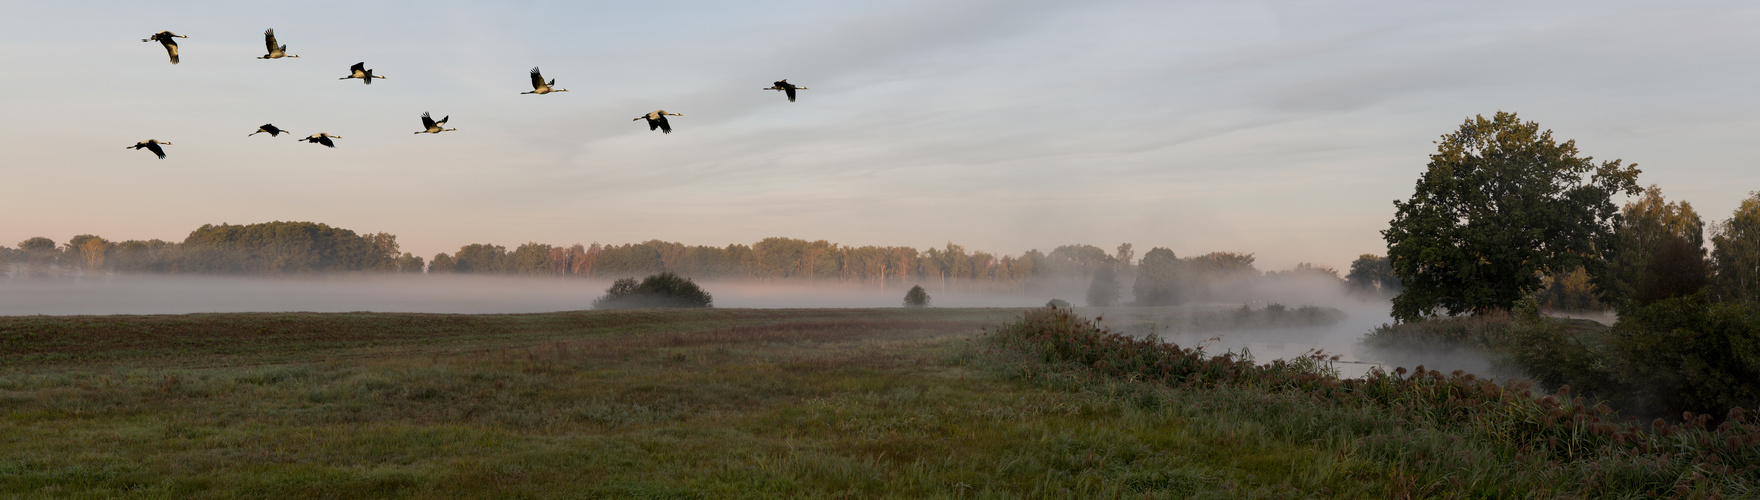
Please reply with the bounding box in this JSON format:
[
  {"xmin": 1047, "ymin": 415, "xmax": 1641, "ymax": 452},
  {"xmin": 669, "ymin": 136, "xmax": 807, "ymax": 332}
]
[
  {"xmin": 0, "ymin": 274, "xmax": 1051, "ymax": 316},
  {"xmin": 0, "ymin": 271, "xmax": 1488, "ymax": 379}
]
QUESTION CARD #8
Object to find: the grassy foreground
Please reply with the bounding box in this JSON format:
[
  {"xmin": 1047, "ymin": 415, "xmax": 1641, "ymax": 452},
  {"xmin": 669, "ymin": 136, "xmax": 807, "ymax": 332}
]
[{"xmin": 2, "ymin": 307, "xmax": 1752, "ymax": 498}]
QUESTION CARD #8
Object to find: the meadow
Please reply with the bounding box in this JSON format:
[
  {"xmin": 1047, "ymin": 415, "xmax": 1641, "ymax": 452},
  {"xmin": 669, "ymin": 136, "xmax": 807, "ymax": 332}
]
[{"xmin": 2, "ymin": 306, "xmax": 1753, "ymax": 498}]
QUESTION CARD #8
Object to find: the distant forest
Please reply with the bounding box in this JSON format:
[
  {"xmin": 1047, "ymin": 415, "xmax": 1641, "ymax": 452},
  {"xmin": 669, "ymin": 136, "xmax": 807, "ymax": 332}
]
[{"xmin": 0, "ymin": 220, "xmax": 1383, "ymax": 298}]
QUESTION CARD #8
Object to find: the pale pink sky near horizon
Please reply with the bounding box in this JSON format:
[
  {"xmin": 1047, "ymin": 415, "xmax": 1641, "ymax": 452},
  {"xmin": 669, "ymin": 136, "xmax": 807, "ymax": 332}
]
[{"xmin": 3, "ymin": 1, "xmax": 1757, "ymax": 272}]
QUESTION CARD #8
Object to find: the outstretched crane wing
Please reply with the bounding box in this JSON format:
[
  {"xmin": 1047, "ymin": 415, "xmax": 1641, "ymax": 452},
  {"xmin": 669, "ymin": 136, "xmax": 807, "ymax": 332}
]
[
  {"xmin": 421, "ymin": 112, "xmax": 437, "ymax": 129},
  {"xmin": 350, "ymin": 62, "xmax": 366, "ymax": 73},
  {"xmin": 656, "ymin": 115, "xmax": 671, "ymax": 134},
  {"xmin": 530, "ymin": 67, "xmax": 545, "ymax": 90},
  {"xmin": 264, "ymin": 29, "xmax": 278, "ymax": 54}
]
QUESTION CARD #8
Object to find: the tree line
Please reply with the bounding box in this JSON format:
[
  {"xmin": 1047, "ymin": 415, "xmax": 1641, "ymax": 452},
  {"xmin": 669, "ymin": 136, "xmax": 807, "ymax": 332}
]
[
  {"xmin": 3, "ymin": 222, "xmax": 1367, "ymax": 304},
  {"xmin": 0, "ymin": 221, "xmax": 424, "ymax": 277}
]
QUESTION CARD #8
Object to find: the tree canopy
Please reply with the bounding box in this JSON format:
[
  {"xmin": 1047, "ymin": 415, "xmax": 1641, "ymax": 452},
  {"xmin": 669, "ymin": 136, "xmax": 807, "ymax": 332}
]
[
  {"xmin": 1712, "ymin": 191, "xmax": 1760, "ymax": 303},
  {"xmin": 1383, "ymin": 111, "xmax": 1641, "ymax": 322},
  {"xmin": 1132, "ymin": 247, "xmax": 1186, "ymax": 306},
  {"xmin": 1345, "ymin": 254, "xmax": 1400, "ymax": 295},
  {"xmin": 176, "ymin": 222, "xmax": 394, "ymax": 274},
  {"xmin": 1085, "ymin": 265, "xmax": 1120, "ymax": 307},
  {"xmin": 1595, "ymin": 185, "xmax": 1706, "ymax": 311}
]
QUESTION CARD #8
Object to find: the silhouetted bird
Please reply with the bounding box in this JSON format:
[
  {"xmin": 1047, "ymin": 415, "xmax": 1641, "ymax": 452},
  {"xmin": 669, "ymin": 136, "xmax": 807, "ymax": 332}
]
[
  {"xmin": 635, "ymin": 110, "xmax": 681, "ymax": 134},
  {"xmin": 414, "ymin": 112, "xmax": 456, "ymax": 134},
  {"xmin": 127, "ymin": 139, "xmax": 172, "ymax": 159},
  {"xmin": 142, "ymin": 31, "xmax": 188, "ymax": 64},
  {"xmin": 258, "ymin": 29, "xmax": 298, "ymax": 59},
  {"xmin": 340, "ymin": 62, "xmax": 385, "ymax": 84},
  {"xmin": 764, "ymin": 79, "xmax": 807, "ymax": 102},
  {"xmin": 249, "ymin": 124, "xmax": 288, "ymax": 137},
  {"xmin": 522, "ymin": 67, "xmax": 567, "ymax": 94},
  {"xmin": 301, "ymin": 133, "xmax": 341, "ymax": 148}
]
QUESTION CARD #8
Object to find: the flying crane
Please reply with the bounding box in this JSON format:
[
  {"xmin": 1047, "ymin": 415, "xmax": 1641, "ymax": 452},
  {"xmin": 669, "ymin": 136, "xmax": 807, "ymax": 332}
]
[
  {"xmin": 142, "ymin": 31, "xmax": 188, "ymax": 64},
  {"xmin": 301, "ymin": 133, "xmax": 342, "ymax": 148},
  {"xmin": 339, "ymin": 62, "xmax": 386, "ymax": 84},
  {"xmin": 249, "ymin": 124, "xmax": 289, "ymax": 137},
  {"xmin": 414, "ymin": 112, "xmax": 456, "ymax": 134},
  {"xmin": 258, "ymin": 29, "xmax": 298, "ymax": 59},
  {"xmin": 522, "ymin": 67, "xmax": 568, "ymax": 94},
  {"xmin": 127, "ymin": 139, "xmax": 173, "ymax": 159},
  {"xmin": 634, "ymin": 110, "xmax": 681, "ymax": 134},
  {"xmin": 763, "ymin": 79, "xmax": 807, "ymax": 102}
]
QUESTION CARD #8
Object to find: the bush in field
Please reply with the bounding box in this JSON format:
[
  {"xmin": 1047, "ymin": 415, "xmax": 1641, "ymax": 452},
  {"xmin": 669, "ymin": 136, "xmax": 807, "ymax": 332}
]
[
  {"xmin": 903, "ymin": 285, "xmax": 930, "ymax": 307},
  {"xmin": 592, "ymin": 272, "xmax": 713, "ymax": 310},
  {"xmin": 1360, "ymin": 311, "xmax": 1525, "ymax": 353},
  {"xmin": 1045, "ymin": 298, "xmax": 1070, "ymax": 309}
]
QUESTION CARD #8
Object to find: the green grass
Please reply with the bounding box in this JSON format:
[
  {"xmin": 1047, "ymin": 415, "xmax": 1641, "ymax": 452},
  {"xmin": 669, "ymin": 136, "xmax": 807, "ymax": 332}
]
[{"xmin": 4, "ymin": 306, "xmax": 1752, "ymax": 498}]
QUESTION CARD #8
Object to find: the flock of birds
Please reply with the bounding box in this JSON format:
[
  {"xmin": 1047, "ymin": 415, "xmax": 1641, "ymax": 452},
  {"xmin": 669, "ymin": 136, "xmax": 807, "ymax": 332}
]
[{"xmin": 129, "ymin": 29, "xmax": 809, "ymax": 159}]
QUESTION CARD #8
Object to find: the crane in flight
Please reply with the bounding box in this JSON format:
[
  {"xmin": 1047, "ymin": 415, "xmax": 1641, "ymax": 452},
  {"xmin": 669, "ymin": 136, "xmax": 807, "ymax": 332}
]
[
  {"xmin": 301, "ymin": 133, "xmax": 342, "ymax": 148},
  {"xmin": 635, "ymin": 110, "xmax": 681, "ymax": 134},
  {"xmin": 763, "ymin": 79, "xmax": 807, "ymax": 102},
  {"xmin": 522, "ymin": 67, "xmax": 568, "ymax": 94},
  {"xmin": 127, "ymin": 140, "xmax": 173, "ymax": 159},
  {"xmin": 249, "ymin": 124, "xmax": 289, "ymax": 137},
  {"xmin": 142, "ymin": 31, "xmax": 188, "ymax": 64},
  {"xmin": 340, "ymin": 62, "xmax": 386, "ymax": 84},
  {"xmin": 258, "ymin": 29, "xmax": 299, "ymax": 59},
  {"xmin": 415, "ymin": 112, "xmax": 456, "ymax": 134}
]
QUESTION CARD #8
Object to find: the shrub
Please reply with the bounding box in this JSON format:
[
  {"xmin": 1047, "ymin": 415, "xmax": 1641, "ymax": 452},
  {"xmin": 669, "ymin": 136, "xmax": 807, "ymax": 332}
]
[
  {"xmin": 983, "ymin": 306, "xmax": 1760, "ymax": 495},
  {"xmin": 1046, "ymin": 298, "xmax": 1070, "ymax": 309},
  {"xmin": 1363, "ymin": 293, "xmax": 1760, "ymax": 420},
  {"xmin": 903, "ymin": 285, "xmax": 930, "ymax": 307},
  {"xmin": 592, "ymin": 272, "xmax": 713, "ymax": 310},
  {"xmin": 1609, "ymin": 291, "xmax": 1760, "ymax": 417}
]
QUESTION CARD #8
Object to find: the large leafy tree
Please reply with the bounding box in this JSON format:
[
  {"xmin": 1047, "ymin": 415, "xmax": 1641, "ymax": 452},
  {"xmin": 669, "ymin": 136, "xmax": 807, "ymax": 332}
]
[{"xmin": 1383, "ymin": 112, "xmax": 1641, "ymax": 322}]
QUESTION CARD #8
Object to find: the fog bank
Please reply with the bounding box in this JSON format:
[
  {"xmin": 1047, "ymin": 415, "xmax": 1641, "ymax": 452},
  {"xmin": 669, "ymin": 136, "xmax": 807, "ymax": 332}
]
[
  {"xmin": 2, "ymin": 273, "xmax": 1503, "ymax": 381},
  {"xmin": 0, "ymin": 274, "xmax": 1049, "ymax": 316}
]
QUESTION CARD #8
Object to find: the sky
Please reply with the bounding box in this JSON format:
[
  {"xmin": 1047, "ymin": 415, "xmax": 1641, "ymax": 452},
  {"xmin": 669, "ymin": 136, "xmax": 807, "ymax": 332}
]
[{"xmin": 3, "ymin": 1, "xmax": 1757, "ymax": 272}]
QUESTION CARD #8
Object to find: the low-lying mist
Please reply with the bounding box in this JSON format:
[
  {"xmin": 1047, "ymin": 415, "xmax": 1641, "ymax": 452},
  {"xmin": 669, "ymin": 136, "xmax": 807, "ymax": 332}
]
[
  {"xmin": 0, "ymin": 274, "xmax": 1051, "ymax": 316},
  {"xmin": 0, "ymin": 272, "xmax": 1503, "ymax": 380},
  {"xmin": 1078, "ymin": 275, "xmax": 1499, "ymax": 379}
]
